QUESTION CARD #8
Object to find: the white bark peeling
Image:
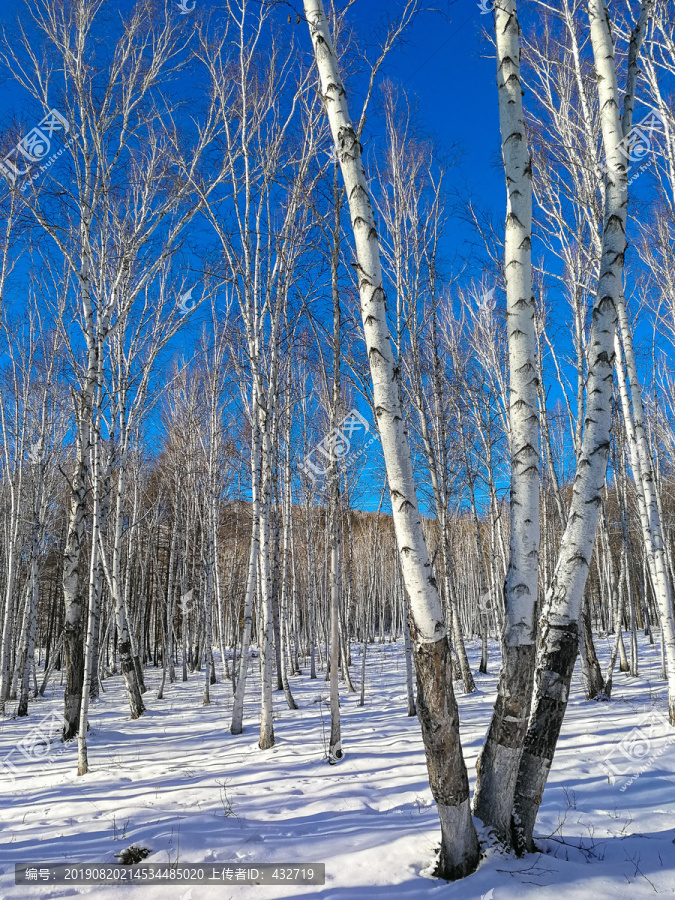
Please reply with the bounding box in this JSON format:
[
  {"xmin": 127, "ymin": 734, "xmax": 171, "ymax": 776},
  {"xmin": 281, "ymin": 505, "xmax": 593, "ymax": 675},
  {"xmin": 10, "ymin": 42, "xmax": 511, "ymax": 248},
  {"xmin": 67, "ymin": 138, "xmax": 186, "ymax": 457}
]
[
  {"xmin": 543, "ymin": 0, "xmax": 626, "ymax": 629},
  {"xmin": 496, "ymin": 0, "xmax": 539, "ymax": 646},
  {"xmin": 303, "ymin": 0, "xmax": 444, "ymax": 643},
  {"xmin": 472, "ymin": 1, "xmax": 539, "ymax": 845}
]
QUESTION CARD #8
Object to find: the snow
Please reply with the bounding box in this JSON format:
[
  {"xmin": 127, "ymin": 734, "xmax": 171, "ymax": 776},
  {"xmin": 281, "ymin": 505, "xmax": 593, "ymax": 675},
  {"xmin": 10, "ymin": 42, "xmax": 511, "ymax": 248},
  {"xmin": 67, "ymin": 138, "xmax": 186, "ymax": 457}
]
[{"xmin": 1, "ymin": 636, "xmax": 674, "ymax": 898}]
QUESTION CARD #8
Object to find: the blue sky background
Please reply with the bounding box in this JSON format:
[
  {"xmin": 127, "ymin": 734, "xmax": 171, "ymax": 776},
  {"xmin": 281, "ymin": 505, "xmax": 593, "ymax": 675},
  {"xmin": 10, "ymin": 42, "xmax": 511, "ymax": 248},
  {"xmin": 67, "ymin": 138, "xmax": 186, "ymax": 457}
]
[
  {"xmin": 2, "ymin": 1, "xmax": 663, "ymax": 516},
  {"xmin": 356, "ymin": 0, "xmax": 504, "ymax": 254},
  {"xmin": 0, "ymin": 1, "xmax": 508, "ymax": 514},
  {"xmin": 0, "ymin": 0, "xmax": 505, "ymax": 257}
]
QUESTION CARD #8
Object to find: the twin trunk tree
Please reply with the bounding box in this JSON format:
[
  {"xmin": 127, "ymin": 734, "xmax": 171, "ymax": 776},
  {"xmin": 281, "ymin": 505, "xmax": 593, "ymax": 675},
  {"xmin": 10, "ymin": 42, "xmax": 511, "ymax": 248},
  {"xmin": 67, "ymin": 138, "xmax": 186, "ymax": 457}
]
[{"xmin": 511, "ymin": 0, "xmax": 653, "ymax": 855}]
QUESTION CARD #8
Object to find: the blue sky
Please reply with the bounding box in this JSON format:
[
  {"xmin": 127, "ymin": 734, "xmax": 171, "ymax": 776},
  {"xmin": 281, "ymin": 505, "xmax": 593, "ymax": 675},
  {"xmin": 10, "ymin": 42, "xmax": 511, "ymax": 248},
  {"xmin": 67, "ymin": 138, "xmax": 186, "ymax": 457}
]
[
  {"xmin": 0, "ymin": 0, "xmax": 505, "ymax": 249},
  {"xmin": 8, "ymin": 1, "xmax": 659, "ymax": 517},
  {"xmin": 0, "ymin": 0, "xmax": 506, "ymax": 302},
  {"xmin": 358, "ymin": 0, "xmax": 504, "ymax": 250},
  {"xmin": 0, "ymin": 1, "xmax": 509, "ymax": 510}
]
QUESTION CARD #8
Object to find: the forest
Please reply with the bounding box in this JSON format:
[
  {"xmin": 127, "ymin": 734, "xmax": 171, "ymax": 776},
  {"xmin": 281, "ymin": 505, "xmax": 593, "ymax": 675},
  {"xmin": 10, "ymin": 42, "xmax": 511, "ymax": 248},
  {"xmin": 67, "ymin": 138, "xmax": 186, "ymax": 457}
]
[{"xmin": 1, "ymin": 0, "xmax": 675, "ymax": 897}]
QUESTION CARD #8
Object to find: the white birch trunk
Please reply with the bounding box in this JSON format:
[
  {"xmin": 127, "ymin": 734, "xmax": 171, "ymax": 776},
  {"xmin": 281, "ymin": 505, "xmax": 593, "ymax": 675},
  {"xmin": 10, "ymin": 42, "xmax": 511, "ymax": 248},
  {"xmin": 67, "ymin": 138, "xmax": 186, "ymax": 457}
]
[
  {"xmin": 17, "ymin": 542, "xmax": 40, "ymax": 718},
  {"xmin": 109, "ymin": 448, "xmax": 144, "ymax": 718},
  {"xmin": 279, "ymin": 435, "xmax": 297, "ymax": 711},
  {"xmin": 166, "ymin": 523, "xmax": 178, "ymax": 687},
  {"xmin": 303, "ymin": 0, "xmax": 479, "ymax": 877},
  {"xmin": 258, "ymin": 422, "xmax": 275, "ymax": 751},
  {"xmin": 511, "ymin": 0, "xmax": 649, "ymax": 853},
  {"xmin": 305, "ymin": 498, "xmax": 317, "ymax": 679},
  {"xmin": 473, "ymin": 0, "xmax": 540, "ymax": 847},
  {"xmin": 231, "ymin": 416, "xmax": 260, "ymax": 735},
  {"xmin": 78, "ymin": 380, "xmax": 103, "ymax": 775},
  {"xmin": 0, "ymin": 468, "xmax": 21, "ymax": 715},
  {"xmin": 402, "ymin": 588, "xmax": 416, "ymax": 717},
  {"xmin": 62, "ymin": 412, "xmax": 89, "ymax": 739},
  {"xmin": 328, "ymin": 510, "xmax": 342, "ymax": 760}
]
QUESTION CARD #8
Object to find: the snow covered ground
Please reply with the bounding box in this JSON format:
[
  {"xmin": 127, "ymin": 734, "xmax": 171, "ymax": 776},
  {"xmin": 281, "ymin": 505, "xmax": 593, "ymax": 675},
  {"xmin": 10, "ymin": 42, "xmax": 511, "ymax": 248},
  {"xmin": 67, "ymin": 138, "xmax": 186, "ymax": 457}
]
[{"xmin": 1, "ymin": 635, "xmax": 674, "ymax": 899}]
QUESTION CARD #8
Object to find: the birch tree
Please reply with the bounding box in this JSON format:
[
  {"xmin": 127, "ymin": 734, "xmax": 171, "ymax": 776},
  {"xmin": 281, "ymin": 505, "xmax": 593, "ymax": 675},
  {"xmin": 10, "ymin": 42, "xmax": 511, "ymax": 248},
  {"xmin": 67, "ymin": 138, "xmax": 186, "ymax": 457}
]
[
  {"xmin": 303, "ymin": 0, "xmax": 480, "ymax": 878},
  {"xmin": 511, "ymin": 0, "xmax": 652, "ymax": 854},
  {"xmin": 473, "ymin": 0, "xmax": 540, "ymax": 848}
]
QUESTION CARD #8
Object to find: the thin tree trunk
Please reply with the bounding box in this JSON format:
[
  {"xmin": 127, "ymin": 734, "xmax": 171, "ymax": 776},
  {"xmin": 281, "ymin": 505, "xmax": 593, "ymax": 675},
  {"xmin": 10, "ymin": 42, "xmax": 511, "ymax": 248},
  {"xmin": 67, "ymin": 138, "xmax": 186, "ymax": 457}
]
[
  {"xmin": 62, "ymin": 427, "xmax": 88, "ymax": 740},
  {"xmin": 231, "ymin": 418, "xmax": 260, "ymax": 735},
  {"xmin": 258, "ymin": 427, "xmax": 275, "ymax": 750},
  {"xmin": 78, "ymin": 379, "xmax": 103, "ymax": 776},
  {"xmin": 403, "ymin": 589, "xmax": 416, "ymax": 717}
]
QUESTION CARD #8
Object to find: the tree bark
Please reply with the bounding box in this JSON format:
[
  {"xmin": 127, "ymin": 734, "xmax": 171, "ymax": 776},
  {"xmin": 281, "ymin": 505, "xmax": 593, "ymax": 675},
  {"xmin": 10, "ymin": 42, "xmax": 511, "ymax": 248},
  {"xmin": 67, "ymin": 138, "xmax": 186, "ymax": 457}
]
[
  {"xmin": 511, "ymin": 0, "xmax": 648, "ymax": 854},
  {"xmin": 303, "ymin": 1, "xmax": 479, "ymax": 877},
  {"xmin": 473, "ymin": 0, "xmax": 540, "ymax": 847}
]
